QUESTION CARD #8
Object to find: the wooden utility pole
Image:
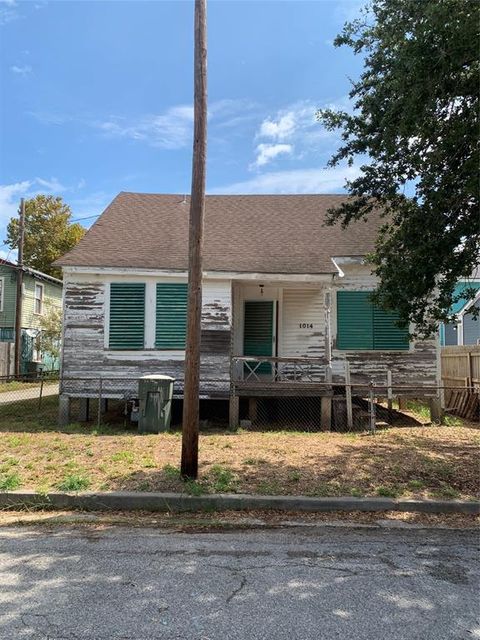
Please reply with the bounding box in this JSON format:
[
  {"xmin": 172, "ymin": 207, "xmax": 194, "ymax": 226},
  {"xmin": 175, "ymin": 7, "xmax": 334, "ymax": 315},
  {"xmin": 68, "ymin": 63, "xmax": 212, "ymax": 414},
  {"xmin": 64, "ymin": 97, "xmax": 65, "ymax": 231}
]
[
  {"xmin": 181, "ymin": 0, "xmax": 207, "ymax": 479},
  {"xmin": 14, "ymin": 198, "xmax": 25, "ymax": 377}
]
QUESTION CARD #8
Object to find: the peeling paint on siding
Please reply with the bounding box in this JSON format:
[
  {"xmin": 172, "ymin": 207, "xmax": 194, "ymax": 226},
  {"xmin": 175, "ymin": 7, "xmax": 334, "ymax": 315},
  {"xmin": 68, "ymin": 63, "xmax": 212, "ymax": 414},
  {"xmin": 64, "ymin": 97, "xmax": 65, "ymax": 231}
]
[{"xmin": 61, "ymin": 278, "xmax": 232, "ymax": 398}]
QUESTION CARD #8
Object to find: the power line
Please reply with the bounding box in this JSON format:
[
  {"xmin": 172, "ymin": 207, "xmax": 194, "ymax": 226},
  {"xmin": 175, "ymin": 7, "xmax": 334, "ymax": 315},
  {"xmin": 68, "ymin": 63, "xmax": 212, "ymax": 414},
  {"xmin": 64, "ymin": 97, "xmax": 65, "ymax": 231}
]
[{"xmin": 70, "ymin": 214, "xmax": 100, "ymax": 223}]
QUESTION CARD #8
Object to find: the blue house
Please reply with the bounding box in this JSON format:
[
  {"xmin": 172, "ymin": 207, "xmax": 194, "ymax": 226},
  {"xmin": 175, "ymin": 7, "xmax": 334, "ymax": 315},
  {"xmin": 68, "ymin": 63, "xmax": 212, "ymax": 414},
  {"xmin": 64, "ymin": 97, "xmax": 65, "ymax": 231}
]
[{"xmin": 440, "ymin": 281, "xmax": 480, "ymax": 346}]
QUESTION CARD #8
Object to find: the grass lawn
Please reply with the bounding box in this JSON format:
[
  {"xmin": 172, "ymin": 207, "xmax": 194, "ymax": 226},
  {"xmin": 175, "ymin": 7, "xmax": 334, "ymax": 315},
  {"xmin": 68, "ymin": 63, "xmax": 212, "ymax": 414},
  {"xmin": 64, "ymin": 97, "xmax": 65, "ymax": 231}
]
[
  {"xmin": 0, "ymin": 381, "xmax": 43, "ymax": 393},
  {"xmin": 0, "ymin": 395, "xmax": 478, "ymax": 500}
]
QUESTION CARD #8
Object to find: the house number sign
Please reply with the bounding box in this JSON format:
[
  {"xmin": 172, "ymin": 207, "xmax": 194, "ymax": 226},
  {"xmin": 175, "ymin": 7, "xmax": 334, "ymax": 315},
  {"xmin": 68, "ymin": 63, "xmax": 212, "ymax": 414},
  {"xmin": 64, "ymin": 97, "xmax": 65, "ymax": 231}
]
[{"xmin": 299, "ymin": 323, "xmax": 314, "ymax": 329}]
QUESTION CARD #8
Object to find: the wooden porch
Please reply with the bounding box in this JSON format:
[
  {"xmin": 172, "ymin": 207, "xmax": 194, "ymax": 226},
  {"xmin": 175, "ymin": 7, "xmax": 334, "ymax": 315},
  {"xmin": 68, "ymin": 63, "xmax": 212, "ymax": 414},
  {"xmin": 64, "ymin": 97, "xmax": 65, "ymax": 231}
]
[
  {"xmin": 229, "ymin": 355, "xmax": 333, "ymax": 428},
  {"xmin": 231, "ymin": 355, "xmax": 332, "ymax": 396}
]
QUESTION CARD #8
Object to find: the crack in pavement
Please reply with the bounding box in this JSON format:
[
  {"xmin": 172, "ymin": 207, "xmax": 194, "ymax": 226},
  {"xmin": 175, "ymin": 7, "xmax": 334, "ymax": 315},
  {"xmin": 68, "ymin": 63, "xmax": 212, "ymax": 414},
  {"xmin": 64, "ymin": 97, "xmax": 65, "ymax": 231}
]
[{"xmin": 225, "ymin": 571, "xmax": 248, "ymax": 604}]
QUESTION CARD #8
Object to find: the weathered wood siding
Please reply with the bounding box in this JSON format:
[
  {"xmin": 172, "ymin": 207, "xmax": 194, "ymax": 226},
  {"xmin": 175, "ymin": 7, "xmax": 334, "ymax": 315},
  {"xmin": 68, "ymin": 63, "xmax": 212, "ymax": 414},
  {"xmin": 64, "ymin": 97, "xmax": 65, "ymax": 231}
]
[
  {"xmin": 62, "ymin": 265, "xmax": 438, "ymax": 397},
  {"xmin": 61, "ymin": 274, "xmax": 231, "ymax": 398}
]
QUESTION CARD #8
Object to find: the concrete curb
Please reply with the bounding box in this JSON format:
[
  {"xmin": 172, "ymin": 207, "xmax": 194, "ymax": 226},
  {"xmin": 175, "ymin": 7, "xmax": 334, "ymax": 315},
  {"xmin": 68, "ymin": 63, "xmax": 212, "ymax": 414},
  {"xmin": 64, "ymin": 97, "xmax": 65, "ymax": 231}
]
[{"xmin": 0, "ymin": 491, "xmax": 478, "ymax": 515}]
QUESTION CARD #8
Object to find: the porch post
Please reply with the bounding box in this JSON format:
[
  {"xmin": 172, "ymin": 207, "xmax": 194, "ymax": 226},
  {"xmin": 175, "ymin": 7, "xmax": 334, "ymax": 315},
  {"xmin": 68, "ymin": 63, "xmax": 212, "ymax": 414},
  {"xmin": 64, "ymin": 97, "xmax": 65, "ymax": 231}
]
[
  {"xmin": 324, "ymin": 290, "xmax": 333, "ymax": 382},
  {"xmin": 321, "ymin": 396, "xmax": 332, "ymax": 431},
  {"xmin": 248, "ymin": 397, "xmax": 258, "ymax": 422},
  {"xmin": 58, "ymin": 394, "xmax": 70, "ymax": 427},
  {"xmin": 429, "ymin": 396, "xmax": 443, "ymax": 424},
  {"xmin": 229, "ymin": 391, "xmax": 239, "ymax": 429},
  {"xmin": 78, "ymin": 397, "xmax": 90, "ymax": 422}
]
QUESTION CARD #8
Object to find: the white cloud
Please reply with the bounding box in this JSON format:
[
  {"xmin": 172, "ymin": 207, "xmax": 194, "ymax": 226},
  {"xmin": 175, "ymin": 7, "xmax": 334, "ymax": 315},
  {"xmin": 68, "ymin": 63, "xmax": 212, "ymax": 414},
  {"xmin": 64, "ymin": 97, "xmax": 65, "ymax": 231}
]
[
  {"xmin": 10, "ymin": 64, "xmax": 32, "ymax": 75},
  {"xmin": 249, "ymin": 99, "xmax": 350, "ymax": 170},
  {"xmin": 0, "ymin": 2, "xmax": 18, "ymax": 26},
  {"xmin": 251, "ymin": 143, "xmax": 293, "ymax": 169},
  {"xmin": 0, "ymin": 181, "xmax": 32, "ymax": 225},
  {"xmin": 96, "ymin": 100, "xmax": 258, "ymax": 150},
  {"xmin": 0, "ymin": 180, "xmax": 112, "ymax": 238},
  {"xmin": 97, "ymin": 105, "xmax": 194, "ymax": 150},
  {"xmin": 0, "ymin": 177, "xmax": 61, "ymax": 238},
  {"xmin": 210, "ymin": 165, "xmax": 362, "ymax": 195},
  {"xmin": 35, "ymin": 177, "xmax": 66, "ymax": 192},
  {"xmin": 259, "ymin": 112, "xmax": 297, "ymax": 141},
  {"xmin": 0, "ymin": 177, "xmax": 77, "ymax": 226}
]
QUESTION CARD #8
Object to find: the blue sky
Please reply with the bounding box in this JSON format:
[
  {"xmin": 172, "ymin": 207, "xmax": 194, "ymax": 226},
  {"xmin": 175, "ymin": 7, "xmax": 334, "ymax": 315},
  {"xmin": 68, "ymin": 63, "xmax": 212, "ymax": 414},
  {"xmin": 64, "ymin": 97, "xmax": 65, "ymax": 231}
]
[{"xmin": 0, "ymin": 0, "xmax": 364, "ymax": 247}]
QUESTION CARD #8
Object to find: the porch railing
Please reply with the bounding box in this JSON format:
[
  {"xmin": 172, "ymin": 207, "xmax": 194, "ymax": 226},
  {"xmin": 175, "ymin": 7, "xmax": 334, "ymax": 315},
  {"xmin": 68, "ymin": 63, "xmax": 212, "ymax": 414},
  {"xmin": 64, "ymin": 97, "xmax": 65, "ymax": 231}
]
[{"xmin": 231, "ymin": 355, "xmax": 328, "ymax": 385}]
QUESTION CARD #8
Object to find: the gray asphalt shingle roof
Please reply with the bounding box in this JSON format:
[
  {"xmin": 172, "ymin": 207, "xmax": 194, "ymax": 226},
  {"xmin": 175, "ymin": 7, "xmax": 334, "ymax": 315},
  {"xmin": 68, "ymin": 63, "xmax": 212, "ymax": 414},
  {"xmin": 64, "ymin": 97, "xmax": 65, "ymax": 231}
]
[{"xmin": 57, "ymin": 192, "xmax": 382, "ymax": 274}]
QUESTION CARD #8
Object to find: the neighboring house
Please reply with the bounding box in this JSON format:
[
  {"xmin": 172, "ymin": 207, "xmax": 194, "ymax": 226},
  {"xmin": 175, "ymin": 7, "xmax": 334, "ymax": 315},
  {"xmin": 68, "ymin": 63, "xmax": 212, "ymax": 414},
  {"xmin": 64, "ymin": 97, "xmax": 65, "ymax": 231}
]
[
  {"xmin": 56, "ymin": 192, "xmax": 439, "ymax": 425},
  {"xmin": 440, "ymin": 281, "xmax": 480, "ymax": 346},
  {"xmin": 0, "ymin": 259, "xmax": 63, "ymax": 375}
]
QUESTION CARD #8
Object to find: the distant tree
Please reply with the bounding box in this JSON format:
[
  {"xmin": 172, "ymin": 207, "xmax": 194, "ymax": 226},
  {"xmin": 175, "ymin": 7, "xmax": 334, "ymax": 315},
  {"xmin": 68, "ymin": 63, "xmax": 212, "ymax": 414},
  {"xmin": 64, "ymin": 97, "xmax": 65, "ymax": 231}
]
[
  {"xmin": 6, "ymin": 195, "xmax": 85, "ymax": 279},
  {"xmin": 37, "ymin": 304, "xmax": 62, "ymax": 370},
  {"xmin": 317, "ymin": 0, "xmax": 479, "ymax": 337}
]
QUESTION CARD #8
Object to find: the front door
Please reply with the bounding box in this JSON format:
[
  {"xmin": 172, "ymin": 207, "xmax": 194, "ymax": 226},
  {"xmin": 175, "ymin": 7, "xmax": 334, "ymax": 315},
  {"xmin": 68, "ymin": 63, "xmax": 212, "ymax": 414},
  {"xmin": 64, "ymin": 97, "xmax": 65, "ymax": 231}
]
[{"xmin": 243, "ymin": 300, "xmax": 275, "ymax": 376}]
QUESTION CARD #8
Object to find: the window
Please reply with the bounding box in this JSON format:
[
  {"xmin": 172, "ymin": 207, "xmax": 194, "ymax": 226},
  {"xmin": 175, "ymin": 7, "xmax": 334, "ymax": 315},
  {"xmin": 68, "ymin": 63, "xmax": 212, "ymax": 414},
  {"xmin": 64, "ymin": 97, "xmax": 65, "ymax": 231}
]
[
  {"xmin": 109, "ymin": 283, "xmax": 145, "ymax": 350},
  {"xmin": 155, "ymin": 283, "xmax": 188, "ymax": 349},
  {"xmin": 34, "ymin": 283, "xmax": 44, "ymax": 315},
  {"xmin": 336, "ymin": 291, "xmax": 409, "ymax": 350},
  {"xmin": 0, "ymin": 277, "xmax": 4, "ymax": 312}
]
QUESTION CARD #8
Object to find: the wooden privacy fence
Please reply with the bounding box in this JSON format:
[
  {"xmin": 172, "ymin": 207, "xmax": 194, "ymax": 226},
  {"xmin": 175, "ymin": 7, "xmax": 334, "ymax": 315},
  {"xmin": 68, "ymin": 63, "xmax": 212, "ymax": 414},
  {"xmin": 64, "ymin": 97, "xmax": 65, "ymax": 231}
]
[{"xmin": 441, "ymin": 346, "xmax": 480, "ymax": 420}]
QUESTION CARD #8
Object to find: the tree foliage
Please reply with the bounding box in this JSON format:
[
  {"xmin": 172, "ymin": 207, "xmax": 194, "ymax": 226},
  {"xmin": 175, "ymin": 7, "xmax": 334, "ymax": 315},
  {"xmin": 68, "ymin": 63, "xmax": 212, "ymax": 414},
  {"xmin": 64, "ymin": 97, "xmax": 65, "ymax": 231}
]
[
  {"xmin": 317, "ymin": 0, "xmax": 479, "ymax": 336},
  {"xmin": 37, "ymin": 304, "xmax": 62, "ymax": 368},
  {"xmin": 6, "ymin": 195, "xmax": 85, "ymax": 279}
]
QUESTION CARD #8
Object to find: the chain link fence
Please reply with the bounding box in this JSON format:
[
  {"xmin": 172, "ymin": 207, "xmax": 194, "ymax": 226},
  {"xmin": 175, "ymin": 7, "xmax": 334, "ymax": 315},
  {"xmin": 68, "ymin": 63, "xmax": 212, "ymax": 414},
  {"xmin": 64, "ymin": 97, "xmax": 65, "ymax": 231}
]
[
  {"xmin": 0, "ymin": 373, "xmax": 477, "ymax": 431},
  {"xmin": 233, "ymin": 383, "xmax": 442, "ymax": 432}
]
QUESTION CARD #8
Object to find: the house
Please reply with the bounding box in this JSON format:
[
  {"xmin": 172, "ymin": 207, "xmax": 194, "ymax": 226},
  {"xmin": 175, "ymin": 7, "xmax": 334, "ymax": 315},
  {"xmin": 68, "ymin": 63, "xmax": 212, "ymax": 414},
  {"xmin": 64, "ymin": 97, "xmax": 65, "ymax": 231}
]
[
  {"xmin": 55, "ymin": 192, "xmax": 440, "ymax": 426},
  {"xmin": 440, "ymin": 280, "xmax": 480, "ymax": 346},
  {"xmin": 0, "ymin": 259, "xmax": 63, "ymax": 376}
]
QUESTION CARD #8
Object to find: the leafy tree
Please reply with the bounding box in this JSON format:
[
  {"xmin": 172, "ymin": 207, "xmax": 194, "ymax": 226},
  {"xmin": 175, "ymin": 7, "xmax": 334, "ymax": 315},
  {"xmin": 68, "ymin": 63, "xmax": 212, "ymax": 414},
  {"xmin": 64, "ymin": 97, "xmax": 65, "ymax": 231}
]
[
  {"xmin": 317, "ymin": 0, "xmax": 479, "ymax": 336},
  {"xmin": 6, "ymin": 195, "xmax": 85, "ymax": 279},
  {"xmin": 36, "ymin": 304, "xmax": 62, "ymax": 370}
]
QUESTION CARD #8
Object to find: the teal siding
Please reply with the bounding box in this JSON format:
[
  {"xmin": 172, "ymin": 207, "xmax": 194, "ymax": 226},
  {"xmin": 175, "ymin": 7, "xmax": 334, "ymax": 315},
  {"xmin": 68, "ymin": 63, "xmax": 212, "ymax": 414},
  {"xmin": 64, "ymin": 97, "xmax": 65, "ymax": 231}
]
[
  {"xmin": 337, "ymin": 291, "xmax": 373, "ymax": 350},
  {"xmin": 0, "ymin": 328, "xmax": 14, "ymax": 342},
  {"xmin": 155, "ymin": 283, "xmax": 188, "ymax": 349},
  {"xmin": 450, "ymin": 282, "xmax": 480, "ymax": 315},
  {"xmin": 337, "ymin": 291, "xmax": 409, "ymax": 351},
  {"xmin": 109, "ymin": 283, "xmax": 145, "ymax": 350}
]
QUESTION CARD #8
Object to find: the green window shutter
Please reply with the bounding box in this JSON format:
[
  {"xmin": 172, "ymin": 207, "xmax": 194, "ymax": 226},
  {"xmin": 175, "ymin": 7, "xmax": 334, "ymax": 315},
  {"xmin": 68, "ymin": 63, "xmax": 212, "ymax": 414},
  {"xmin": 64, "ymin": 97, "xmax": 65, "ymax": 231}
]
[
  {"xmin": 337, "ymin": 290, "xmax": 410, "ymax": 350},
  {"xmin": 155, "ymin": 283, "xmax": 188, "ymax": 349},
  {"xmin": 373, "ymin": 307, "xmax": 409, "ymax": 350},
  {"xmin": 109, "ymin": 283, "xmax": 145, "ymax": 350},
  {"xmin": 337, "ymin": 291, "xmax": 374, "ymax": 350}
]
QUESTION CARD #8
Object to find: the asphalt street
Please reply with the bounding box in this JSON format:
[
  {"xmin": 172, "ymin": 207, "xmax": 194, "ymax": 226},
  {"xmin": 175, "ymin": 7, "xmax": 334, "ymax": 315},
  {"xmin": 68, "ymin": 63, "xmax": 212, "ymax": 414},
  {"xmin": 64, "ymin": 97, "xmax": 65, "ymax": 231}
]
[{"xmin": 0, "ymin": 522, "xmax": 478, "ymax": 640}]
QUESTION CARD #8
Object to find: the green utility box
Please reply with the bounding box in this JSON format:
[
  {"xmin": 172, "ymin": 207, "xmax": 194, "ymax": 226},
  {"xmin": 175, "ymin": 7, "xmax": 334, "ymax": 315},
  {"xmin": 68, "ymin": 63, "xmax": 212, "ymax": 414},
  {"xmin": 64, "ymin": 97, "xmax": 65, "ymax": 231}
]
[{"xmin": 138, "ymin": 375, "xmax": 175, "ymax": 434}]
